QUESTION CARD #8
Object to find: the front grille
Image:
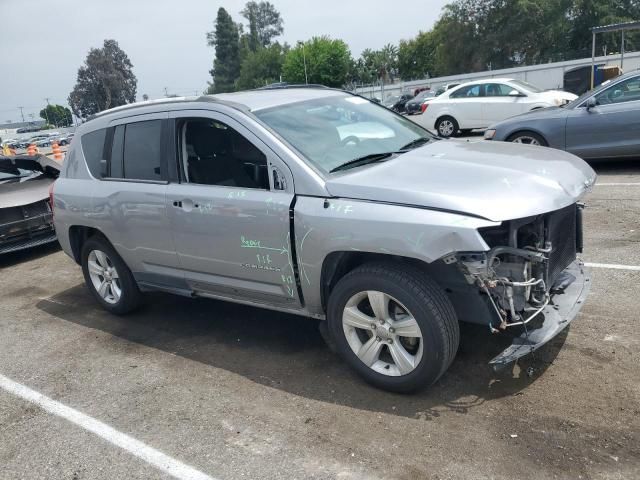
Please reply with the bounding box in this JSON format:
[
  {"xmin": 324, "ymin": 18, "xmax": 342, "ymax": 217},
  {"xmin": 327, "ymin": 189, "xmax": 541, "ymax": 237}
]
[{"xmin": 546, "ymin": 203, "xmax": 578, "ymax": 286}]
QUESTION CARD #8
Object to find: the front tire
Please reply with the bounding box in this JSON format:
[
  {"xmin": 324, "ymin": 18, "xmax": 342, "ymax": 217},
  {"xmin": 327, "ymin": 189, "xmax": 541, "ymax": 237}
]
[
  {"xmin": 435, "ymin": 116, "xmax": 459, "ymax": 138},
  {"xmin": 81, "ymin": 235, "xmax": 142, "ymax": 315},
  {"xmin": 327, "ymin": 262, "xmax": 459, "ymax": 393}
]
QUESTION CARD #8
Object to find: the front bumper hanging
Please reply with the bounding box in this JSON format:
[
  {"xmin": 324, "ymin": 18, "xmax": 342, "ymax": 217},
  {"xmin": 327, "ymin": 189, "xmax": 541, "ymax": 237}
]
[{"xmin": 489, "ymin": 260, "xmax": 591, "ymax": 369}]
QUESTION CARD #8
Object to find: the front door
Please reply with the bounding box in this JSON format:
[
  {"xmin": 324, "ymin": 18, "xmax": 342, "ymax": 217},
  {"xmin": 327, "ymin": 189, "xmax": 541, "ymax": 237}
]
[
  {"xmin": 566, "ymin": 75, "xmax": 640, "ymax": 159},
  {"xmin": 165, "ymin": 110, "xmax": 299, "ymax": 307}
]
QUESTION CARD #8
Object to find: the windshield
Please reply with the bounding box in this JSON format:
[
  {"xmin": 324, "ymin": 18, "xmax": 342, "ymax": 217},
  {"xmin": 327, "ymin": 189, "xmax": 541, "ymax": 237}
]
[
  {"xmin": 414, "ymin": 90, "xmax": 435, "ymax": 101},
  {"xmin": 254, "ymin": 94, "xmax": 433, "ymax": 174},
  {"xmin": 565, "ymin": 78, "xmax": 618, "ymax": 108},
  {"xmin": 509, "ymin": 79, "xmax": 543, "ymax": 93},
  {"xmin": 382, "ymin": 95, "xmax": 401, "ymax": 106}
]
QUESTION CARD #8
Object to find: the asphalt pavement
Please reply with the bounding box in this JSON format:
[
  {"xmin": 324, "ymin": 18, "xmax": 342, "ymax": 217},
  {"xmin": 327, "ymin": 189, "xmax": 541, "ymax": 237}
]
[{"xmin": 0, "ymin": 153, "xmax": 638, "ymax": 480}]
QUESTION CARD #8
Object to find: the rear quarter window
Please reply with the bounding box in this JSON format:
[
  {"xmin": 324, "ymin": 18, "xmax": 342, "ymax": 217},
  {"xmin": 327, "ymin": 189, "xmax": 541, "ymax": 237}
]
[{"xmin": 80, "ymin": 128, "xmax": 107, "ymax": 178}]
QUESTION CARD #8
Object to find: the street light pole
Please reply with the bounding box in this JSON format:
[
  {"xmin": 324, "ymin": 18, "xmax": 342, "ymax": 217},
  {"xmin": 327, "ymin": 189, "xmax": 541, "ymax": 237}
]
[{"xmin": 302, "ymin": 42, "xmax": 308, "ymax": 84}]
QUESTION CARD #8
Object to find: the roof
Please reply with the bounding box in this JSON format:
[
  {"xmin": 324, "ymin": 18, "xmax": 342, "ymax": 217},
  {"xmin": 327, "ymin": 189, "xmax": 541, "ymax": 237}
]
[
  {"xmin": 90, "ymin": 87, "xmax": 347, "ymax": 121},
  {"xmin": 213, "ymin": 87, "xmax": 345, "ymax": 111}
]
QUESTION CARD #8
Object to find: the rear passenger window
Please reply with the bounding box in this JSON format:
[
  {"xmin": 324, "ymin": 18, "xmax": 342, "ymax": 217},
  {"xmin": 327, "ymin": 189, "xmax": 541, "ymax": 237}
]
[
  {"xmin": 450, "ymin": 85, "xmax": 482, "ymax": 98},
  {"xmin": 123, "ymin": 120, "xmax": 162, "ymax": 181},
  {"xmin": 81, "ymin": 128, "xmax": 107, "ymax": 178}
]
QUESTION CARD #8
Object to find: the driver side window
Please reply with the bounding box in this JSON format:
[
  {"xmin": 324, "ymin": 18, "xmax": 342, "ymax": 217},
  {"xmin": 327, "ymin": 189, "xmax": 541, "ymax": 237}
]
[
  {"xmin": 595, "ymin": 76, "xmax": 640, "ymax": 105},
  {"xmin": 177, "ymin": 118, "xmax": 269, "ymax": 189}
]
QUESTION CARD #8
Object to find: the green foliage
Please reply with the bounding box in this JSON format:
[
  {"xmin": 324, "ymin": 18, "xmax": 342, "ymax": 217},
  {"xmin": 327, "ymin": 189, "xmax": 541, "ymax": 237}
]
[
  {"xmin": 428, "ymin": 0, "xmax": 640, "ymax": 76},
  {"xmin": 240, "ymin": 1, "xmax": 283, "ymax": 50},
  {"xmin": 68, "ymin": 39, "xmax": 137, "ymax": 118},
  {"xmin": 282, "ymin": 37, "xmax": 352, "ymax": 88},
  {"xmin": 207, "ymin": 7, "xmax": 242, "ymax": 93},
  {"xmin": 39, "ymin": 104, "xmax": 73, "ymax": 127},
  {"xmin": 397, "ymin": 31, "xmax": 436, "ymax": 80},
  {"xmin": 237, "ymin": 43, "xmax": 288, "ymax": 89}
]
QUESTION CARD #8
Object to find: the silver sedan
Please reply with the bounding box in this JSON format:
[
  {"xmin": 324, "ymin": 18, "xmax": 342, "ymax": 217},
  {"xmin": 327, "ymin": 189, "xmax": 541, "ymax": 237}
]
[{"xmin": 484, "ymin": 71, "xmax": 640, "ymax": 160}]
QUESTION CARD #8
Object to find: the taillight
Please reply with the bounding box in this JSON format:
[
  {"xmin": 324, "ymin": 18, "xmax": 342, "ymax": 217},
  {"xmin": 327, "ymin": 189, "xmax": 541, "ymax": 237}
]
[
  {"xmin": 421, "ymin": 103, "xmax": 429, "ymax": 113},
  {"xmin": 48, "ymin": 181, "xmax": 55, "ymax": 215}
]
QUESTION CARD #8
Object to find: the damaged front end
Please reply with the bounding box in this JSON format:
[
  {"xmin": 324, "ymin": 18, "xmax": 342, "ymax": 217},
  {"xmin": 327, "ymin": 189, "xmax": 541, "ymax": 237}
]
[{"xmin": 453, "ymin": 203, "xmax": 591, "ymax": 369}]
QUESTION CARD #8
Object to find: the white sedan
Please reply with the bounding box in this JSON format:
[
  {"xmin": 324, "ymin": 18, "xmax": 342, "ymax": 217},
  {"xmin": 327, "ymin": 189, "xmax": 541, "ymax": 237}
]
[{"xmin": 413, "ymin": 78, "xmax": 577, "ymax": 138}]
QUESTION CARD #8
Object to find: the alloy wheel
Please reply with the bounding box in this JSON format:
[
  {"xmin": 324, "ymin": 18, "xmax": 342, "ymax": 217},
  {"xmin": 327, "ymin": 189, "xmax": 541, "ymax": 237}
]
[
  {"xmin": 87, "ymin": 249, "xmax": 122, "ymax": 304},
  {"xmin": 342, "ymin": 290, "xmax": 423, "ymax": 376},
  {"xmin": 512, "ymin": 135, "xmax": 541, "ymax": 146}
]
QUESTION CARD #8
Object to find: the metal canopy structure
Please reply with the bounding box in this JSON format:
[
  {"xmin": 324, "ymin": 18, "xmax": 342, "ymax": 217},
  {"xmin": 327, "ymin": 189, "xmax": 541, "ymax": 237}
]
[{"xmin": 591, "ymin": 20, "xmax": 640, "ymax": 89}]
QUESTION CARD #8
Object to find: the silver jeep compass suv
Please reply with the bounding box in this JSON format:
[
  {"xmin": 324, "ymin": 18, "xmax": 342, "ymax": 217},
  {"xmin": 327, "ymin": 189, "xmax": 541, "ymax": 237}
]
[{"xmin": 53, "ymin": 87, "xmax": 595, "ymax": 392}]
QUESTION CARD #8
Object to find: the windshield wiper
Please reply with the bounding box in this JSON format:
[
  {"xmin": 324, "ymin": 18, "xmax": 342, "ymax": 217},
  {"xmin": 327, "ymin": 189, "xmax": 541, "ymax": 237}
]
[
  {"xmin": 399, "ymin": 136, "xmax": 433, "ymax": 151},
  {"xmin": 329, "ymin": 152, "xmax": 395, "ymax": 173}
]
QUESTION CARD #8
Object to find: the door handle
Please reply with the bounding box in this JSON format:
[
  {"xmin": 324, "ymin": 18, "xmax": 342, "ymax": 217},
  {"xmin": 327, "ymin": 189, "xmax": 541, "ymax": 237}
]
[{"xmin": 173, "ymin": 199, "xmax": 199, "ymax": 210}]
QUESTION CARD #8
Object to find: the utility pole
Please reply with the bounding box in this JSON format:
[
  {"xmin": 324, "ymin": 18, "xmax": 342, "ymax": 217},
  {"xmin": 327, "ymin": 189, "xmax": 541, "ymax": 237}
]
[
  {"xmin": 43, "ymin": 98, "xmax": 52, "ymax": 126},
  {"xmin": 18, "ymin": 106, "xmax": 25, "ymax": 123},
  {"xmin": 164, "ymin": 87, "xmax": 169, "ymax": 97},
  {"xmin": 299, "ymin": 42, "xmax": 308, "ymax": 84}
]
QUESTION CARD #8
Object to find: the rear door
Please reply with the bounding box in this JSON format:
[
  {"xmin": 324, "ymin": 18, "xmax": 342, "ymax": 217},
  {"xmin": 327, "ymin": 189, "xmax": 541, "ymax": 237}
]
[
  {"xmin": 88, "ymin": 113, "xmax": 181, "ymax": 285},
  {"xmin": 447, "ymin": 84, "xmax": 484, "ymax": 128},
  {"xmin": 566, "ymin": 75, "xmax": 640, "ymax": 158},
  {"xmin": 165, "ymin": 109, "xmax": 299, "ymax": 307},
  {"xmin": 481, "ymin": 82, "xmax": 527, "ymax": 124}
]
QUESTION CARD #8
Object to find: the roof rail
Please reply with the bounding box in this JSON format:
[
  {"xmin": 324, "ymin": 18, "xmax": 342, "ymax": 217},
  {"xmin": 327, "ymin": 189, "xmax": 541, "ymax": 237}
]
[{"xmin": 256, "ymin": 82, "xmax": 329, "ymax": 90}]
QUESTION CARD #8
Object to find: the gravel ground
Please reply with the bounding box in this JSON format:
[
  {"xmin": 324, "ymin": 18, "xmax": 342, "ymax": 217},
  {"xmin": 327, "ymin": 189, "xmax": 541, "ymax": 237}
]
[{"xmin": 0, "ymin": 157, "xmax": 638, "ymax": 480}]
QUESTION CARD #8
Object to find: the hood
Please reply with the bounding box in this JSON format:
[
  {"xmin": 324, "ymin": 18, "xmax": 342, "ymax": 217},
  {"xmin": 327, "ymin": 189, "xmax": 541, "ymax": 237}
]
[
  {"xmin": 538, "ymin": 90, "xmax": 578, "ymax": 103},
  {"xmin": 325, "ymin": 139, "xmax": 596, "ymax": 222},
  {"xmin": 490, "ymin": 105, "xmax": 569, "ymax": 128},
  {"xmin": 0, "ymin": 175, "xmax": 53, "ymax": 209}
]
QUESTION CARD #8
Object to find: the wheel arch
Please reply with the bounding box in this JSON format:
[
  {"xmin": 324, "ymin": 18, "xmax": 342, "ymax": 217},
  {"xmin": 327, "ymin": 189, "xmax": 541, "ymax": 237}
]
[
  {"xmin": 320, "ymin": 251, "xmax": 456, "ymax": 313},
  {"xmin": 68, "ymin": 225, "xmax": 109, "ymax": 264}
]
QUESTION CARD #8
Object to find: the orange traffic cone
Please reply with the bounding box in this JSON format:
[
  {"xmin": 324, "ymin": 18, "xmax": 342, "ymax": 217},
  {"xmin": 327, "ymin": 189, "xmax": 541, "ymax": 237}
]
[
  {"xmin": 52, "ymin": 141, "xmax": 63, "ymax": 161},
  {"xmin": 27, "ymin": 143, "xmax": 37, "ymax": 156}
]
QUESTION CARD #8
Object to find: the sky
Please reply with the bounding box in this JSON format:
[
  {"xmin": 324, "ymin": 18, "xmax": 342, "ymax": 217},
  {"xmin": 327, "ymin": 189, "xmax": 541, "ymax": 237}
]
[{"xmin": 0, "ymin": 0, "xmax": 449, "ymax": 124}]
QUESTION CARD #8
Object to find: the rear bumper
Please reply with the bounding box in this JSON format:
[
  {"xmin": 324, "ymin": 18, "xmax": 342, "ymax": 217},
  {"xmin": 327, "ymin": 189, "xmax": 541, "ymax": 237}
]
[{"xmin": 489, "ymin": 260, "xmax": 591, "ymax": 369}]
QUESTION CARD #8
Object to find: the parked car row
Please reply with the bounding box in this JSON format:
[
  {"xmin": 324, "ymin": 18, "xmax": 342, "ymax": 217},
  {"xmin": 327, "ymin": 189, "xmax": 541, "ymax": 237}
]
[
  {"xmin": 2, "ymin": 132, "xmax": 74, "ymax": 150},
  {"xmin": 485, "ymin": 71, "xmax": 640, "ymax": 160},
  {"xmin": 414, "ymin": 77, "xmax": 577, "ymax": 137}
]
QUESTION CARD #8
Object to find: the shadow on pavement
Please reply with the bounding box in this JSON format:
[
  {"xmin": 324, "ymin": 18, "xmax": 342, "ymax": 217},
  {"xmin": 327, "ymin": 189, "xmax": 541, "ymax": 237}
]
[
  {"xmin": 0, "ymin": 241, "xmax": 61, "ymax": 269},
  {"xmin": 37, "ymin": 284, "xmax": 567, "ymax": 419},
  {"xmin": 589, "ymin": 158, "xmax": 640, "ymax": 175}
]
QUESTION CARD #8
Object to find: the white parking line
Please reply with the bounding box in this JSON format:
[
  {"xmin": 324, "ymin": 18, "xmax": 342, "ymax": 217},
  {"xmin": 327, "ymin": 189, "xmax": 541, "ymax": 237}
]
[
  {"xmin": 595, "ymin": 183, "xmax": 640, "ymax": 186},
  {"xmin": 584, "ymin": 262, "xmax": 640, "ymax": 271},
  {"xmin": 0, "ymin": 373, "xmax": 217, "ymax": 480}
]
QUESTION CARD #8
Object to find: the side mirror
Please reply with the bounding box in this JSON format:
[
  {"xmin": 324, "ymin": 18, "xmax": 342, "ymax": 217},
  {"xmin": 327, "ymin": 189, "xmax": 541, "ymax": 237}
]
[
  {"xmin": 585, "ymin": 97, "xmax": 597, "ymax": 110},
  {"xmin": 99, "ymin": 159, "xmax": 108, "ymax": 178},
  {"xmin": 508, "ymin": 89, "xmax": 523, "ymax": 97}
]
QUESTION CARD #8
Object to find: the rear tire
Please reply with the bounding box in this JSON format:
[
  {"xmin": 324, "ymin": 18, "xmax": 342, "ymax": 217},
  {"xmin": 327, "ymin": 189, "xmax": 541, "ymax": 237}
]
[
  {"xmin": 81, "ymin": 235, "xmax": 142, "ymax": 315},
  {"xmin": 435, "ymin": 116, "xmax": 459, "ymax": 138},
  {"xmin": 327, "ymin": 262, "xmax": 459, "ymax": 393},
  {"xmin": 508, "ymin": 131, "xmax": 547, "ymax": 146}
]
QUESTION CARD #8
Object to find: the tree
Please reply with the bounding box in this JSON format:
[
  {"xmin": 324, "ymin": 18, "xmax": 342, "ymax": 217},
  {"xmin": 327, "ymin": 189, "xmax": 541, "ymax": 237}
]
[
  {"xmin": 398, "ymin": 31, "xmax": 436, "ymax": 80},
  {"xmin": 68, "ymin": 39, "xmax": 137, "ymax": 118},
  {"xmin": 283, "ymin": 37, "xmax": 352, "ymax": 87},
  {"xmin": 237, "ymin": 43, "xmax": 288, "ymax": 89},
  {"xmin": 39, "ymin": 104, "xmax": 73, "ymax": 127},
  {"xmin": 240, "ymin": 1, "xmax": 284, "ymax": 50},
  {"xmin": 206, "ymin": 7, "xmax": 242, "ymax": 93}
]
